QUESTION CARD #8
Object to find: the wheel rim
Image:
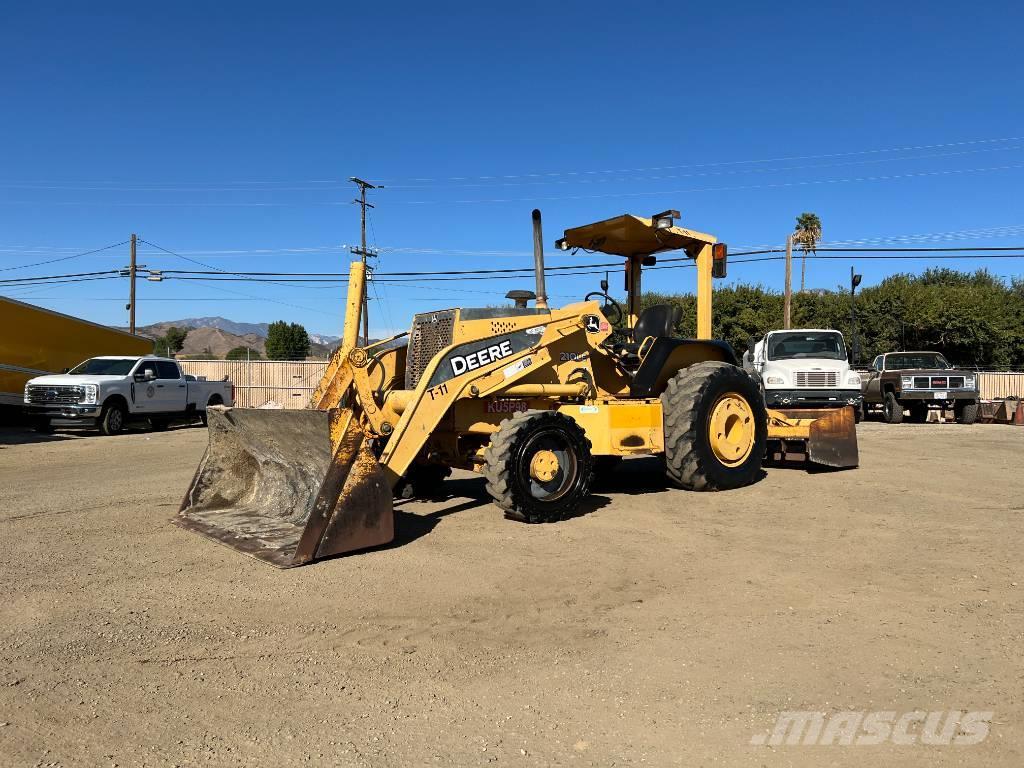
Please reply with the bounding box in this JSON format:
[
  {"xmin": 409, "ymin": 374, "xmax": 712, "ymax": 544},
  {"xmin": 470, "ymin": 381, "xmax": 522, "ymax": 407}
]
[
  {"xmin": 518, "ymin": 429, "xmax": 578, "ymax": 502},
  {"xmin": 110, "ymin": 409, "xmax": 123, "ymax": 430},
  {"xmin": 708, "ymin": 392, "xmax": 755, "ymax": 466}
]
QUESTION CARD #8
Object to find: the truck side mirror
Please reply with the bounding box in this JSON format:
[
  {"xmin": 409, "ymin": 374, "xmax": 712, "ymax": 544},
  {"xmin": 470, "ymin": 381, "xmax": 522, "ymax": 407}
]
[
  {"xmin": 746, "ymin": 337, "xmax": 757, "ymax": 356},
  {"xmin": 600, "ymin": 279, "xmax": 609, "ymax": 293}
]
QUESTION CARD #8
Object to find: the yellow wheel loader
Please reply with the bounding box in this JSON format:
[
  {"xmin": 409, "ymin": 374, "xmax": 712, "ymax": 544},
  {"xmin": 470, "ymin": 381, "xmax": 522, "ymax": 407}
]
[{"xmin": 177, "ymin": 209, "xmax": 858, "ymax": 567}]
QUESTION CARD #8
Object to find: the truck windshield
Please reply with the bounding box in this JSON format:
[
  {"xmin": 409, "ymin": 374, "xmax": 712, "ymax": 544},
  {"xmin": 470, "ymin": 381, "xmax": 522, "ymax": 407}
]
[
  {"xmin": 68, "ymin": 358, "xmax": 137, "ymax": 375},
  {"xmin": 767, "ymin": 332, "xmax": 846, "ymax": 361},
  {"xmin": 885, "ymin": 353, "xmax": 950, "ymax": 370}
]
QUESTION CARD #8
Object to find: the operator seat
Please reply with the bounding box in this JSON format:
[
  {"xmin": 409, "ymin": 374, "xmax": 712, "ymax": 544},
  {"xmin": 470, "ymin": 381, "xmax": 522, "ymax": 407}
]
[{"xmin": 614, "ymin": 304, "xmax": 683, "ymax": 357}]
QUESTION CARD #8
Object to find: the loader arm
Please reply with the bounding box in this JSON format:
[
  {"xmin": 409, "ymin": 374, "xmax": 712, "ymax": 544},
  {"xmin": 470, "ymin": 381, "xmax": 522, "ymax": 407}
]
[{"xmin": 377, "ymin": 313, "xmax": 588, "ymax": 482}]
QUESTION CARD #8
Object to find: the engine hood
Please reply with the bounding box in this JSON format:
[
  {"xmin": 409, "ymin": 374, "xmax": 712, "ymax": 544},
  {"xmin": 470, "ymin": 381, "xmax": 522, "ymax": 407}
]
[{"xmin": 26, "ymin": 374, "xmax": 128, "ymax": 387}]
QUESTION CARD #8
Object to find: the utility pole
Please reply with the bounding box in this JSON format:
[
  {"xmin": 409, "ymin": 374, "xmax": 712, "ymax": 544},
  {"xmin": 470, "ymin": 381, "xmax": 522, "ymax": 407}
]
[
  {"xmin": 349, "ymin": 177, "xmax": 381, "ymax": 346},
  {"xmin": 128, "ymin": 233, "xmax": 137, "ymax": 334},
  {"xmin": 783, "ymin": 233, "xmax": 793, "ymax": 329},
  {"xmin": 850, "ymin": 266, "xmax": 863, "ymax": 365}
]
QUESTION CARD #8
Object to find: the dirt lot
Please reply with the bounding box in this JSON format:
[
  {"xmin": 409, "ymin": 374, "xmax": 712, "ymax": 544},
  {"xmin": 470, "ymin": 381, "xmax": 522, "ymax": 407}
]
[{"xmin": 1, "ymin": 421, "xmax": 1022, "ymax": 767}]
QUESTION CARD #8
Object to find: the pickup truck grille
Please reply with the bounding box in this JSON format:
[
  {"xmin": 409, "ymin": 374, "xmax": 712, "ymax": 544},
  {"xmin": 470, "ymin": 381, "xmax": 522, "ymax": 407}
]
[
  {"xmin": 405, "ymin": 309, "xmax": 456, "ymax": 389},
  {"xmin": 26, "ymin": 384, "xmax": 85, "ymax": 404},
  {"xmin": 794, "ymin": 371, "xmax": 838, "ymax": 388},
  {"xmin": 910, "ymin": 375, "xmax": 966, "ymax": 389}
]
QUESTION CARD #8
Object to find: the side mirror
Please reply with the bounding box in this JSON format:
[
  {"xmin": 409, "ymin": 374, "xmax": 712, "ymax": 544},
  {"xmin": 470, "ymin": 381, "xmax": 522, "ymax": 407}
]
[
  {"xmin": 746, "ymin": 337, "xmax": 757, "ymax": 356},
  {"xmin": 600, "ymin": 279, "xmax": 609, "ymax": 293}
]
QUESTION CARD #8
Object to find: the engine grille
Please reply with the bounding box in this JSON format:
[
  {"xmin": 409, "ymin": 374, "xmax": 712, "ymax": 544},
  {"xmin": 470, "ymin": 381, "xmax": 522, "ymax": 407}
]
[
  {"xmin": 26, "ymin": 384, "xmax": 85, "ymax": 404},
  {"xmin": 794, "ymin": 371, "xmax": 838, "ymax": 388},
  {"xmin": 405, "ymin": 309, "xmax": 456, "ymax": 389}
]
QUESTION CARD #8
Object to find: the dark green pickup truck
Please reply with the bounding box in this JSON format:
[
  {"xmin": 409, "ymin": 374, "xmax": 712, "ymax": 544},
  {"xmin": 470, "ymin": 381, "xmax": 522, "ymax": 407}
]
[{"xmin": 859, "ymin": 351, "xmax": 979, "ymax": 424}]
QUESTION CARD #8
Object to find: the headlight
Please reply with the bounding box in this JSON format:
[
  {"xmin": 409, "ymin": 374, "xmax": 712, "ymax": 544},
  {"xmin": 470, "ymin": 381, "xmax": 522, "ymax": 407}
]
[
  {"xmin": 901, "ymin": 376, "xmax": 913, "ymax": 389},
  {"xmin": 847, "ymin": 373, "xmax": 861, "ymax": 386},
  {"xmin": 765, "ymin": 376, "xmax": 785, "ymax": 385},
  {"xmin": 964, "ymin": 376, "xmax": 976, "ymax": 388},
  {"xmin": 81, "ymin": 384, "xmax": 98, "ymax": 404}
]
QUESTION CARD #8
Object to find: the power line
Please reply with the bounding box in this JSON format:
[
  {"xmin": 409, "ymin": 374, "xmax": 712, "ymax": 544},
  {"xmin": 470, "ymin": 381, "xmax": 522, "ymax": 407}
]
[
  {"xmin": 0, "ymin": 240, "xmax": 128, "ymax": 273},
  {"xmin": 374, "ymin": 135, "xmax": 1024, "ymax": 183},
  {"xmin": 398, "ymin": 163, "xmax": 1024, "ymax": 205}
]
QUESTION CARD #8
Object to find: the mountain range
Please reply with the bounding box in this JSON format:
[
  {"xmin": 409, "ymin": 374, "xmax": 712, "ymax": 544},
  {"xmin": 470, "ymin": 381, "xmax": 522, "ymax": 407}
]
[{"xmin": 136, "ymin": 316, "xmax": 341, "ymax": 359}]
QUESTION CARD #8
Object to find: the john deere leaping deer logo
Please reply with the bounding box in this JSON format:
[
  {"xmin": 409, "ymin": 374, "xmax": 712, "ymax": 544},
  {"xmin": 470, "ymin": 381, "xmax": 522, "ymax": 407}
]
[{"xmin": 583, "ymin": 314, "xmax": 601, "ymax": 334}]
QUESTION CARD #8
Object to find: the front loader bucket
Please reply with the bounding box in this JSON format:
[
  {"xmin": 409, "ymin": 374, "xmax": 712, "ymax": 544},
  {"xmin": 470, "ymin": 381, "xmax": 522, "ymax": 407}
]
[
  {"xmin": 766, "ymin": 406, "xmax": 859, "ymax": 469},
  {"xmin": 175, "ymin": 407, "xmax": 394, "ymax": 568}
]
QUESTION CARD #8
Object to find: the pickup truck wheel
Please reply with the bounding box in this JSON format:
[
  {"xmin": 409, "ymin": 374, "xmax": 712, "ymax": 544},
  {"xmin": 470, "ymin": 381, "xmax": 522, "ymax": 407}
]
[
  {"xmin": 201, "ymin": 395, "xmax": 223, "ymax": 426},
  {"xmin": 99, "ymin": 402, "xmax": 127, "ymax": 436},
  {"xmin": 882, "ymin": 392, "xmax": 904, "ymax": 424},
  {"xmin": 956, "ymin": 400, "xmax": 979, "ymax": 425}
]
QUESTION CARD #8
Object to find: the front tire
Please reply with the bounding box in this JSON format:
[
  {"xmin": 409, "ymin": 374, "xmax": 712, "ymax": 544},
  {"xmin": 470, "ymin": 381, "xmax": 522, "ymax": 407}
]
[
  {"xmin": 484, "ymin": 410, "xmax": 594, "ymax": 523},
  {"xmin": 661, "ymin": 361, "xmax": 767, "ymax": 491},
  {"xmin": 883, "ymin": 392, "xmax": 904, "ymax": 424},
  {"xmin": 99, "ymin": 401, "xmax": 127, "ymax": 436}
]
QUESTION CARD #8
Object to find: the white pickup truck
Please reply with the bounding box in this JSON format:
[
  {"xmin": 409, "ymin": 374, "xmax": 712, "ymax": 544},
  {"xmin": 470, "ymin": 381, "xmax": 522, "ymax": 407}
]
[
  {"xmin": 743, "ymin": 329, "xmax": 863, "ymax": 418},
  {"xmin": 24, "ymin": 355, "xmax": 234, "ymax": 435}
]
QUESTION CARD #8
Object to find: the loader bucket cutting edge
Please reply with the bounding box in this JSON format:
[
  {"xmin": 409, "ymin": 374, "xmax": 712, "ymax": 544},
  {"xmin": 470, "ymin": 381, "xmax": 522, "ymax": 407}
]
[
  {"xmin": 806, "ymin": 405, "xmax": 859, "ymax": 468},
  {"xmin": 175, "ymin": 406, "xmax": 394, "ymax": 568}
]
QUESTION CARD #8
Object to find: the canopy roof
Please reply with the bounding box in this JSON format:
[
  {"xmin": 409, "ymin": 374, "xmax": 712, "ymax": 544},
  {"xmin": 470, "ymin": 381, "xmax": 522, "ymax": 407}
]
[{"xmin": 555, "ymin": 214, "xmax": 717, "ymax": 259}]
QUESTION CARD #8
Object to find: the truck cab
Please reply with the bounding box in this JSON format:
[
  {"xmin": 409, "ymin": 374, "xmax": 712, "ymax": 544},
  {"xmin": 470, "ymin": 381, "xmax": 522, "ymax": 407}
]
[{"xmin": 743, "ymin": 329, "xmax": 862, "ymax": 413}]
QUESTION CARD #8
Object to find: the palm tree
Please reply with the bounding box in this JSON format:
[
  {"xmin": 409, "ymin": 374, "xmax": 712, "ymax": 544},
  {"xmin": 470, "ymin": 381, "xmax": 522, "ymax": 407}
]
[{"xmin": 794, "ymin": 212, "xmax": 822, "ymax": 292}]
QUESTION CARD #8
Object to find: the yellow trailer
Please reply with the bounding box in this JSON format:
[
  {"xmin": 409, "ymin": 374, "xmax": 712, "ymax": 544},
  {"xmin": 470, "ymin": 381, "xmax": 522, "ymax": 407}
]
[{"xmin": 0, "ymin": 296, "xmax": 153, "ymax": 410}]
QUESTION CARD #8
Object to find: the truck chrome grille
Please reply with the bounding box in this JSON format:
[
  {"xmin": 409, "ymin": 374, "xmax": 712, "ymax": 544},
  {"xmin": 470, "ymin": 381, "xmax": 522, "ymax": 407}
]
[
  {"xmin": 794, "ymin": 371, "xmax": 838, "ymax": 388},
  {"xmin": 27, "ymin": 384, "xmax": 85, "ymax": 404},
  {"xmin": 405, "ymin": 309, "xmax": 456, "ymax": 389}
]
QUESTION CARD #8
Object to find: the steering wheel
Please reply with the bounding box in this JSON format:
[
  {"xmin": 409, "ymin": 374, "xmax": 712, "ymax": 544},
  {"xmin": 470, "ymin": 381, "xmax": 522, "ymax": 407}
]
[{"xmin": 584, "ymin": 291, "xmax": 624, "ymax": 328}]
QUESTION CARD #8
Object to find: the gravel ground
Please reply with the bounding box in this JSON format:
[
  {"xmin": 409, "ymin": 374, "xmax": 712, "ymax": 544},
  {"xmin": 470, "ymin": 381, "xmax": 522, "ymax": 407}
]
[{"xmin": 1, "ymin": 420, "xmax": 1022, "ymax": 767}]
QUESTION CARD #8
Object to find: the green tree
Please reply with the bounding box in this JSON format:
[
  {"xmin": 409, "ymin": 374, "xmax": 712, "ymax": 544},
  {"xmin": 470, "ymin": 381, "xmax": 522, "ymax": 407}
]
[
  {"xmin": 153, "ymin": 325, "xmax": 189, "ymax": 357},
  {"xmin": 226, "ymin": 346, "xmax": 262, "ymax": 361},
  {"xmin": 264, "ymin": 321, "xmax": 312, "ymax": 360},
  {"xmin": 794, "ymin": 212, "xmax": 822, "ymax": 292}
]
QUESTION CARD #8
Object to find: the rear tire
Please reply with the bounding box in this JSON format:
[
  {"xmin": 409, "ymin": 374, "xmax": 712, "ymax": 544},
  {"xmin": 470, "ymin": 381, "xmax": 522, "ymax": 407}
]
[
  {"xmin": 882, "ymin": 392, "xmax": 904, "ymax": 424},
  {"xmin": 99, "ymin": 401, "xmax": 127, "ymax": 436},
  {"xmin": 484, "ymin": 410, "xmax": 594, "ymax": 523},
  {"xmin": 661, "ymin": 361, "xmax": 767, "ymax": 491},
  {"xmin": 201, "ymin": 395, "xmax": 224, "ymax": 426},
  {"xmin": 956, "ymin": 400, "xmax": 979, "ymax": 425}
]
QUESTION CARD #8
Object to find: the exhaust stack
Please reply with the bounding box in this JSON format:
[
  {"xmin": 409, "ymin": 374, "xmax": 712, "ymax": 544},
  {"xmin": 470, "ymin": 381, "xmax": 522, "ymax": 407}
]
[{"xmin": 531, "ymin": 209, "xmax": 549, "ymax": 309}]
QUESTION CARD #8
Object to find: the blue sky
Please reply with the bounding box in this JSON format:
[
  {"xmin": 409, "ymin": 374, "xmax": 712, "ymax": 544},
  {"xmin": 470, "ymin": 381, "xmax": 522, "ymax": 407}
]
[{"xmin": 1, "ymin": 1, "xmax": 1022, "ymax": 338}]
